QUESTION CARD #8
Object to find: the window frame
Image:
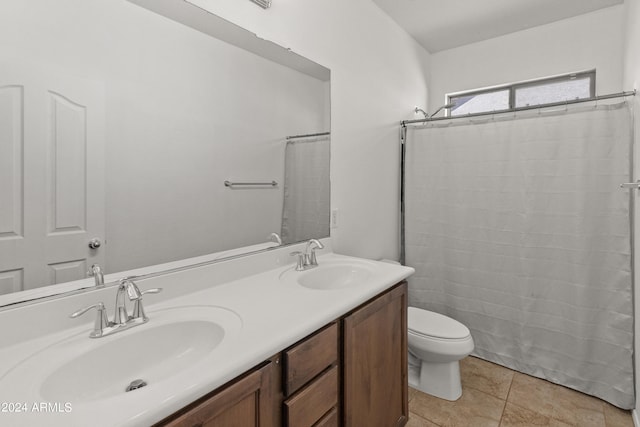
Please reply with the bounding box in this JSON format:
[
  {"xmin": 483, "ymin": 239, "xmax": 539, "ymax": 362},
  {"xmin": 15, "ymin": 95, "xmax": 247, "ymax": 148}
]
[{"xmin": 446, "ymin": 70, "xmax": 596, "ymax": 117}]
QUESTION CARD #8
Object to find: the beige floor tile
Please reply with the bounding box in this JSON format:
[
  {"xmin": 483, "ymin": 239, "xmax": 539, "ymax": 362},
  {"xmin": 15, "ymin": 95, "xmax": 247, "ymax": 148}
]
[
  {"xmin": 500, "ymin": 402, "xmax": 551, "ymax": 427},
  {"xmin": 461, "ymin": 356, "xmax": 515, "ymax": 400},
  {"xmin": 411, "ymin": 387, "xmax": 505, "ymax": 427},
  {"xmin": 409, "ymin": 386, "xmax": 419, "ymax": 403},
  {"xmin": 548, "ymin": 418, "xmax": 574, "ymax": 427},
  {"xmin": 507, "ymin": 372, "xmax": 606, "ymax": 427},
  {"xmin": 498, "ymin": 402, "xmax": 578, "ymax": 427},
  {"xmin": 507, "ymin": 373, "xmax": 557, "ymax": 416},
  {"xmin": 603, "ymin": 403, "xmax": 634, "ymax": 427},
  {"xmin": 407, "ymin": 412, "xmax": 440, "ymax": 427},
  {"xmin": 549, "ymin": 382, "xmax": 604, "ymax": 427}
]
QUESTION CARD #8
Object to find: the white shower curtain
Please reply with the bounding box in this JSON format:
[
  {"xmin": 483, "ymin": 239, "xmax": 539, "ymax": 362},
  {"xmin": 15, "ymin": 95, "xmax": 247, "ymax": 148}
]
[
  {"xmin": 404, "ymin": 103, "xmax": 634, "ymax": 408},
  {"xmin": 281, "ymin": 136, "xmax": 330, "ymax": 244}
]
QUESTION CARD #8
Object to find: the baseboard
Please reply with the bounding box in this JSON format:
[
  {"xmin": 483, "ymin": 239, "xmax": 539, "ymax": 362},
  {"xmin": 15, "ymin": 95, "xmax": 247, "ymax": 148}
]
[{"xmin": 633, "ymin": 408, "xmax": 640, "ymax": 426}]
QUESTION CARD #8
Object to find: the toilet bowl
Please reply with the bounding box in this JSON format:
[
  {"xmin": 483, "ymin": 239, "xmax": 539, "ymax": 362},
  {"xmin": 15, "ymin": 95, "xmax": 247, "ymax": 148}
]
[{"xmin": 407, "ymin": 307, "xmax": 474, "ymax": 401}]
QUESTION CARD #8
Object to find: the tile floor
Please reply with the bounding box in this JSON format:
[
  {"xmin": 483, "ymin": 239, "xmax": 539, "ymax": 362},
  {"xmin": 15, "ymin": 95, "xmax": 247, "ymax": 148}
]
[{"xmin": 407, "ymin": 356, "xmax": 634, "ymax": 427}]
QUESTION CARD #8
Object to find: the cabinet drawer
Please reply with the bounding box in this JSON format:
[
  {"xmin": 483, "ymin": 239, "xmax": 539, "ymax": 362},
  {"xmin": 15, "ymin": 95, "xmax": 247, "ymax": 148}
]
[
  {"xmin": 314, "ymin": 407, "xmax": 338, "ymax": 427},
  {"xmin": 284, "ymin": 322, "xmax": 338, "ymax": 396},
  {"xmin": 284, "ymin": 365, "xmax": 338, "ymax": 427}
]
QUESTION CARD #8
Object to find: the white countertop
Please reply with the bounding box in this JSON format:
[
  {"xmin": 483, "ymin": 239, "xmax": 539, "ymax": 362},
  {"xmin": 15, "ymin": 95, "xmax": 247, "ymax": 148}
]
[{"xmin": 0, "ymin": 245, "xmax": 414, "ymax": 427}]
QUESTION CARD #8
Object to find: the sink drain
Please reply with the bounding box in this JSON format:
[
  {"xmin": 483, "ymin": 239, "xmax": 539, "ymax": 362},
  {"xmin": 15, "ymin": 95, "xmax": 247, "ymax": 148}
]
[{"xmin": 125, "ymin": 379, "xmax": 148, "ymax": 392}]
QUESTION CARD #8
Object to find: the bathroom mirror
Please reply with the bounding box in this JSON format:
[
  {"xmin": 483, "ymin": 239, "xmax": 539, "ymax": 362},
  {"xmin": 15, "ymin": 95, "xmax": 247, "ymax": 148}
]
[{"xmin": 0, "ymin": 0, "xmax": 330, "ymax": 306}]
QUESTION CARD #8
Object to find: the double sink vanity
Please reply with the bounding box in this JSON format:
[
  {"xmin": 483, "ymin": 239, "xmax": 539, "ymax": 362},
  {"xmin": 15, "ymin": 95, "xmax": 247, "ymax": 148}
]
[{"xmin": 0, "ymin": 239, "xmax": 414, "ymax": 426}]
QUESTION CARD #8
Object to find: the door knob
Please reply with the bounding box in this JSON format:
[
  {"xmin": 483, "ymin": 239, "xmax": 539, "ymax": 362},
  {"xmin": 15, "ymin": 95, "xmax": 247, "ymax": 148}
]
[{"xmin": 88, "ymin": 238, "xmax": 102, "ymax": 249}]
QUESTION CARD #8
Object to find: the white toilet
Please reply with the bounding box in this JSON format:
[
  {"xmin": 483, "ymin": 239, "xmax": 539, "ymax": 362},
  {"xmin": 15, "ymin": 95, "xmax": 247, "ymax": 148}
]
[{"xmin": 407, "ymin": 307, "xmax": 474, "ymax": 401}]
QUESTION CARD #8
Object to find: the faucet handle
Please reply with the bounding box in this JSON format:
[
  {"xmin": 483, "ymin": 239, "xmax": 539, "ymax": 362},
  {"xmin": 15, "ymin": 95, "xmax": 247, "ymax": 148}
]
[
  {"xmin": 131, "ymin": 288, "xmax": 163, "ymax": 321},
  {"xmin": 290, "ymin": 251, "xmax": 305, "ymax": 271},
  {"xmin": 70, "ymin": 302, "xmax": 110, "ymax": 338}
]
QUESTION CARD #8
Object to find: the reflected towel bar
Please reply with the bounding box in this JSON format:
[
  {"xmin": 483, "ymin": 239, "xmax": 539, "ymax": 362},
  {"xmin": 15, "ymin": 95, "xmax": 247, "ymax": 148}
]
[
  {"xmin": 224, "ymin": 180, "xmax": 278, "ymax": 188},
  {"xmin": 286, "ymin": 131, "xmax": 330, "ymax": 140}
]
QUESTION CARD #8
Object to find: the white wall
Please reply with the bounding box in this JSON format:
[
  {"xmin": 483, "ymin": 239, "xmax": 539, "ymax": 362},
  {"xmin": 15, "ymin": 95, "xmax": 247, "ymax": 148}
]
[
  {"xmin": 622, "ymin": 0, "xmax": 640, "ymax": 418},
  {"xmin": 0, "ymin": 0, "xmax": 328, "ymax": 273},
  {"xmin": 188, "ymin": 0, "xmax": 432, "ymax": 261},
  {"xmin": 429, "ymin": 6, "xmax": 624, "ymax": 112}
]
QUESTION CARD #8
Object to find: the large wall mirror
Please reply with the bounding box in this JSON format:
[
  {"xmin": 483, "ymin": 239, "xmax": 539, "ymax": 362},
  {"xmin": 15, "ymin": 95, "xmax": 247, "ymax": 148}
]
[{"xmin": 0, "ymin": 0, "xmax": 330, "ymax": 306}]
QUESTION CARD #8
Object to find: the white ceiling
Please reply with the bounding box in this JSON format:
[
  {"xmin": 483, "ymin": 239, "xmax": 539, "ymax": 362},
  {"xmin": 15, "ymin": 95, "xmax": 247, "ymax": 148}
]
[{"xmin": 371, "ymin": 0, "xmax": 624, "ymax": 53}]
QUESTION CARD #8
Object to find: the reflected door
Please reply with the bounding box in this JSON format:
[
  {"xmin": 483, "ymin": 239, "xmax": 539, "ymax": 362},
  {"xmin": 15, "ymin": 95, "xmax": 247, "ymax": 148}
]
[{"xmin": 0, "ymin": 63, "xmax": 105, "ymax": 294}]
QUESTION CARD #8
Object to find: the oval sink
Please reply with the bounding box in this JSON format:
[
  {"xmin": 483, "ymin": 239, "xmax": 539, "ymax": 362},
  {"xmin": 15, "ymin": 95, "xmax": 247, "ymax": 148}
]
[
  {"xmin": 282, "ymin": 259, "xmax": 377, "ymax": 290},
  {"xmin": 2, "ymin": 305, "xmax": 242, "ymax": 404},
  {"xmin": 41, "ymin": 320, "xmax": 223, "ymax": 402}
]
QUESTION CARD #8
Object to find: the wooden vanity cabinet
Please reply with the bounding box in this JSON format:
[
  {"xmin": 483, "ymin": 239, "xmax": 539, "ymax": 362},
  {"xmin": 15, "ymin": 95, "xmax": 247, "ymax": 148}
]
[
  {"xmin": 155, "ymin": 282, "xmax": 407, "ymax": 427},
  {"xmin": 343, "ymin": 282, "xmax": 408, "ymax": 427},
  {"xmin": 154, "ymin": 354, "xmax": 282, "ymax": 427}
]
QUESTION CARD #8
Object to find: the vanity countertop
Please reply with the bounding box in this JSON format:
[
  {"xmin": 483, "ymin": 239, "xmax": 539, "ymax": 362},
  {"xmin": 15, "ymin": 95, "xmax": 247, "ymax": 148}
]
[{"xmin": 0, "ymin": 245, "xmax": 414, "ymax": 427}]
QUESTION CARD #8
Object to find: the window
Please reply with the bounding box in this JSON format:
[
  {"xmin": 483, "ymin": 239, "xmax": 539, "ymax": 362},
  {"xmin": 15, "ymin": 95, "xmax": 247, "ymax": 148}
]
[{"xmin": 447, "ymin": 70, "xmax": 595, "ymax": 117}]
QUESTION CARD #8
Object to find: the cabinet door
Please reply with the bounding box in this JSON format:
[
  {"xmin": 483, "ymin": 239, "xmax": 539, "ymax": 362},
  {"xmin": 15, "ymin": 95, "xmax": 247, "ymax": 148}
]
[
  {"xmin": 158, "ymin": 358, "xmax": 280, "ymax": 427},
  {"xmin": 343, "ymin": 282, "xmax": 408, "ymax": 427}
]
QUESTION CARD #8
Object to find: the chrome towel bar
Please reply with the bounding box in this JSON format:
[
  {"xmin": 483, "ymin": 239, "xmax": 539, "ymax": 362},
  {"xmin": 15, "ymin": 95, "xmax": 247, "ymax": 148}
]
[
  {"xmin": 224, "ymin": 180, "xmax": 278, "ymax": 188},
  {"xmin": 620, "ymin": 181, "xmax": 640, "ymax": 189}
]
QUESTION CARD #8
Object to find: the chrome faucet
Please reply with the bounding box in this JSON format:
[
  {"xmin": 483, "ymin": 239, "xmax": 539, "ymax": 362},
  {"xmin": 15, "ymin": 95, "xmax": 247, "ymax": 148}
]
[
  {"xmin": 291, "ymin": 239, "xmax": 324, "ymax": 271},
  {"xmin": 268, "ymin": 232, "xmax": 282, "ymax": 246},
  {"xmin": 70, "ymin": 277, "xmax": 162, "ymax": 338},
  {"xmin": 114, "ymin": 278, "xmax": 137, "ymax": 325},
  {"xmin": 87, "ymin": 264, "xmax": 105, "ymax": 288},
  {"xmin": 304, "ymin": 239, "xmax": 324, "ymax": 267}
]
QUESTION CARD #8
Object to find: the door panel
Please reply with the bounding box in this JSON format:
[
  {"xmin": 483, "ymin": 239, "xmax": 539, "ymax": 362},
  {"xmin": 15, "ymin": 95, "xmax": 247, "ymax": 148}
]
[
  {"xmin": 48, "ymin": 259, "xmax": 87, "ymax": 285},
  {"xmin": 48, "ymin": 91, "xmax": 87, "ymax": 233},
  {"xmin": 0, "ymin": 85, "xmax": 23, "ymax": 239},
  {"xmin": 0, "ymin": 63, "xmax": 105, "ymax": 293},
  {"xmin": 0, "ymin": 269, "xmax": 23, "ymax": 295}
]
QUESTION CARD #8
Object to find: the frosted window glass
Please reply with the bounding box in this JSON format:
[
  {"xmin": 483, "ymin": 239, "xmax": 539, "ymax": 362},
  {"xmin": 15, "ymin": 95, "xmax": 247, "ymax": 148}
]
[
  {"xmin": 515, "ymin": 77, "xmax": 591, "ymax": 107},
  {"xmin": 450, "ymin": 90, "xmax": 509, "ymax": 116}
]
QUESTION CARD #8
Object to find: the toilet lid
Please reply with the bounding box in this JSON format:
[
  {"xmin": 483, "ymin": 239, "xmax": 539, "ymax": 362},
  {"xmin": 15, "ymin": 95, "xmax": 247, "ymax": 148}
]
[{"xmin": 408, "ymin": 307, "xmax": 470, "ymax": 340}]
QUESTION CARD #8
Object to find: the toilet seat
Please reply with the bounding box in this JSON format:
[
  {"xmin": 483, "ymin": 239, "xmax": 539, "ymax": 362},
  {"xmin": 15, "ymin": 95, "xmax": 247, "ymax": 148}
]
[
  {"xmin": 408, "ymin": 307, "xmax": 470, "ymax": 340},
  {"xmin": 408, "ymin": 330, "xmax": 471, "ymax": 343}
]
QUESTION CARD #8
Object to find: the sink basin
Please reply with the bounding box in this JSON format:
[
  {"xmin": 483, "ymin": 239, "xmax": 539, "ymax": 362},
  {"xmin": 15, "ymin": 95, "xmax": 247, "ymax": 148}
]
[
  {"xmin": 2, "ymin": 305, "xmax": 242, "ymax": 404},
  {"xmin": 282, "ymin": 259, "xmax": 377, "ymax": 290}
]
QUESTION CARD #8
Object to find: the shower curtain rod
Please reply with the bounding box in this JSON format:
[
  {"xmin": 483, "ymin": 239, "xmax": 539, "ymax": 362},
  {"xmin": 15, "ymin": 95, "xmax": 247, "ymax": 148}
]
[
  {"xmin": 286, "ymin": 131, "xmax": 330, "ymax": 140},
  {"xmin": 401, "ymin": 90, "xmax": 636, "ymax": 126}
]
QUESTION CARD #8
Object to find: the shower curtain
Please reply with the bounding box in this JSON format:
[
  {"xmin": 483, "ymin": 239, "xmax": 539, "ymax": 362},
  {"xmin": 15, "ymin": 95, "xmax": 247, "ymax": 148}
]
[
  {"xmin": 281, "ymin": 136, "xmax": 330, "ymax": 244},
  {"xmin": 404, "ymin": 103, "xmax": 634, "ymax": 408}
]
